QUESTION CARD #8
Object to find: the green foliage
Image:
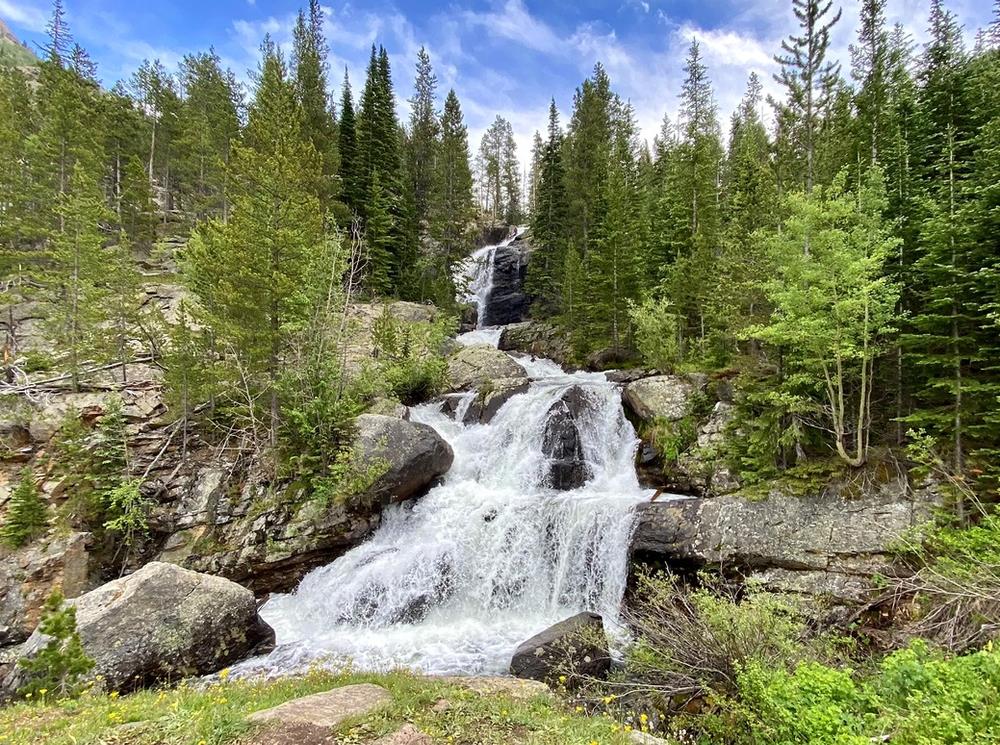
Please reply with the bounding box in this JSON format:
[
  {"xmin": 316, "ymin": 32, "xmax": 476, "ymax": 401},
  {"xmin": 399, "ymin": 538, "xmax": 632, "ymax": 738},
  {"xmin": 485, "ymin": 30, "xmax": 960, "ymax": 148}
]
[
  {"xmin": 102, "ymin": 478, "xmax": 150, "ymax": 554},
  {"xmin": 628, "ymin": 296, "xmax": 681, "ymax": 372},
  {"xmin": 1, "ymin": 469, "xmax": 49, "ymax": 548},
  {"xmin": 17, "ymin": 590, "xmax": 95, "ymax": 700}
]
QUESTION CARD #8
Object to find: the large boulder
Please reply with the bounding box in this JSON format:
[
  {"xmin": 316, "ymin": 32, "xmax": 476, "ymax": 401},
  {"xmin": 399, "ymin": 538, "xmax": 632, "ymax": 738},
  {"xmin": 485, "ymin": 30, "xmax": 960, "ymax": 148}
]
[
  {"xmin": 623, "ymin": 375, "xmax": 705, "ymax": 423},
  {"xmin": 446, "ymin": 345, "xmax": 526, "ymax": 392},
  {"xmin": 541, "ymin": 387, "xmax": 592, "ymax": 490},
  {"xmin": 631, "ymin": 480, "xmax": 935, "ymax": 604},
  {"xmin": 509, "ymin": 612, "xmax": 610, "ymax": 684},
  {"xmin": 354, "ymin": 414, "xmax": 454, "ymax": 505},
  {"xmin": 249, "ymin": 683, "xmax": 390, "ymax": 730},
  {"xmin": 4, "ymin": 563, "xmax": 273, "ymax": 696},
  {"xmin": 443, "ymin": 377, "xmax": 530, "ymax": 425},
  {"xmin": 499, "ymin": 321, "xmax": 572, "ymax": 366},
  {"xmin": 483, "ymin": 240, "xmax": 531, "ymax": 326}
]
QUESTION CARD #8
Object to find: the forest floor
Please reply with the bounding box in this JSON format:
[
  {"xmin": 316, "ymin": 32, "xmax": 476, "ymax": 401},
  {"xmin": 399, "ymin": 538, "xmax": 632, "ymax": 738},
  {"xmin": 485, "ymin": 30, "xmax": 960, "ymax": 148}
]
[{"xmin": 0, "ymin": 669, "xmax": 642, "ymax": 745}]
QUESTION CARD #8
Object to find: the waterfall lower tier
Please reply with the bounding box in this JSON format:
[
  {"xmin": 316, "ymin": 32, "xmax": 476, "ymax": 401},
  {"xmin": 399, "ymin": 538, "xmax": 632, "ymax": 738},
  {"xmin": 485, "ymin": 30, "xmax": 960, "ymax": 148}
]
[{"xmin": 240, "ymin": 236, "xmax": 648, "ymax": 678}]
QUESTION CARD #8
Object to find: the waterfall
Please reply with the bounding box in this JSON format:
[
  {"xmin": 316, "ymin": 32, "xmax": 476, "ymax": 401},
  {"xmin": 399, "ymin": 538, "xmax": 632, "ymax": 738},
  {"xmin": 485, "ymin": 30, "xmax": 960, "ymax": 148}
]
[{"xmin": 247, "ymin": 233, "xmax": 650, "ymax": 677}]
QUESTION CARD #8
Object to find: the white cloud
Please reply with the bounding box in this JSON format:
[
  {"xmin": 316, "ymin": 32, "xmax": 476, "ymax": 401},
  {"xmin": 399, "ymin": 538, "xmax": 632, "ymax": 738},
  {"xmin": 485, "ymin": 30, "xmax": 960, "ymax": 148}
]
[
  {"xmin": 0, "ymin": 0, "xmax": 47, "ymax": 33},
  {"xmin": 460, "ymin": 0, "xmax": 562, "ymax": 54}
]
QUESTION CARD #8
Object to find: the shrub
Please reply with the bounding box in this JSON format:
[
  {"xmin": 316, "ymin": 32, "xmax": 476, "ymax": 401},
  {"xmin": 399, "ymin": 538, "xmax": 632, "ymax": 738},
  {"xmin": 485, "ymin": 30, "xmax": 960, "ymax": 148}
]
[
  {"xmin": 628, "ymin": 296, "xmax": 681, "ymax": 372},
  {"xmin": 0, "ymin": 469, "xmax": 49, "ymax": 548},
  {"xmin": 17, "ymin": 590, "xmax": 95, "ymax": 700}
]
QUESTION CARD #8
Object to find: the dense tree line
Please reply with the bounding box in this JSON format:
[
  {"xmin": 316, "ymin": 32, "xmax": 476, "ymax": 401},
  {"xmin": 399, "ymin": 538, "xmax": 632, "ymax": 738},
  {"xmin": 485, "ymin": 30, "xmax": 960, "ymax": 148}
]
[
  {"xmin": 0, "ymin": 0, "xmax": 475, "ymax": 499},
  {"xmin": 527, "ymin": 0, "xmax": 1000, "ymax": 498}
]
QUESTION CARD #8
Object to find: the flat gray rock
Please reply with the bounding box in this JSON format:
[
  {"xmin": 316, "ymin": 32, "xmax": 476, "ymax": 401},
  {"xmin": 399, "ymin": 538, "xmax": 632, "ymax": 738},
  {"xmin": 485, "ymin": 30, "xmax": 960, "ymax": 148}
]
[{"xmin": 249, "ymin": 683, "xmax": 390, "ymax": 728}]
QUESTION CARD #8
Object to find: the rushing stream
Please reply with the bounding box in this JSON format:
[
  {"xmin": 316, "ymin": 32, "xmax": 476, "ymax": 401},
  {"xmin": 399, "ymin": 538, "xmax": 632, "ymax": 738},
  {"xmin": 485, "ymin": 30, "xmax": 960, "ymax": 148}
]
[{"xmin": 248, "ymin": 234, "xmax": 651, "ymax": 676}]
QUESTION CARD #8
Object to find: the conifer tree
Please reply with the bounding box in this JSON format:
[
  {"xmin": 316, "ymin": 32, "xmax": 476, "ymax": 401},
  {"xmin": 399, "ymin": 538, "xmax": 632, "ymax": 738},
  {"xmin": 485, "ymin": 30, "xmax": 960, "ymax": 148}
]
[
  {"xmin": 851, "ymin": 0, "xmax": 891, "ymax": 166},
  {"xmin": 104, "ymin": 231, "xmax": 143, "ymax": 383},
  {"xmin": 130, "ymin": 59, "xmax": 181, "ymax": 215},
  {"xmin": 47, "ymin": 161, "xmax": 111, "ymax": 391},
  {"xmin": 17, "ymin": 590, "xmax": 94, "ymax": 700},
  {"xmin": 118, "ymin": 155, "xmax": 157, "ymax": 246},
  {"xmin": 338, "ymin": 70, "xmax": 360, "ymax": 213},
  {"xmin": 186, "ymin": 38, "xmax": 323, "ymax": 445},
  {"xmin": 430, "ymin": 89, "xmax": 474, "ymax": 270},
  {"xmin": 565, "ymin": 64, "xmax": 614, "ymax": 253},
  {"xmin": 292, "ymin": 1, "xmax": 339, "ymax": 208},
  {"xmin": 771, "ymin": 0, "xmax": 843, "ymax": 193},
  {"xmin": 1, "ymin": 470, "xmax": 49, "ymax": 549},
  {"xmin": 407, "ymin": 47, "xmax": 439, "ymax": 229},
  {"xmin": 477, "ymin": 115, "xmax": 520, "ymax": 225},
  {"xmin": 176, "ymin": 50, "xmax": 241, "ymax": 221},
  {"xmin": 527, "ymin": 100, "xmax": 569, "ymax": 310}
]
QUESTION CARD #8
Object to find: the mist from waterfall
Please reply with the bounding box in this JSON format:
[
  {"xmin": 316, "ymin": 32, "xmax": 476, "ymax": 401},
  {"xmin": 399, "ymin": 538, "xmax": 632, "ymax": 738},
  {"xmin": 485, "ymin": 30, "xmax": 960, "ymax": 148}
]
[{"xmin": 247, "ymin": 235, "xmax": 650, "ymax": 677}]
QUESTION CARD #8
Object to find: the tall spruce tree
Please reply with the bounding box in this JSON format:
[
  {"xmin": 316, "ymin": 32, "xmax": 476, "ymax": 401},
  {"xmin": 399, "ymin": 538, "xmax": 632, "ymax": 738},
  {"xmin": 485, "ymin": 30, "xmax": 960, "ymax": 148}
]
[
  {"xmin": 338, "ymin": 70, "xmax": 360, "ymax": 213},
  {"xmin": 407, "ymin": 47, "xmax": 439, "ymax": 229},
  {"xmin": 429, "ymin": 89, "xmax": 474, "ymax": 273},
  {"xmin": 292, "ymin": 1, "xmax": 339, "ymax": 209},
  {"xmin": 527, "ymin": 100, "xmax": 569, "ymax": 311},
  {"xmin": 771, "ymin": 0, "xmax": 843, "ymax": 193}
]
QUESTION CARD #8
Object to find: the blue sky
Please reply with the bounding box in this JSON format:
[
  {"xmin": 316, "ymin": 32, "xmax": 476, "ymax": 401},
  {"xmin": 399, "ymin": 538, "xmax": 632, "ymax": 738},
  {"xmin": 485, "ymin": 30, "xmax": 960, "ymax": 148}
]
[{"xmin": 1, "ymin": 0, "xmax": 994, "ymax": 166}]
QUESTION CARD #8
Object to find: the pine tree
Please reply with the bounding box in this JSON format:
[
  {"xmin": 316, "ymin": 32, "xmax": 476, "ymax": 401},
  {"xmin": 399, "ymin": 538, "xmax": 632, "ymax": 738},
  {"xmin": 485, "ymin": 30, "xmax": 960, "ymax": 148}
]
[
  {"xmin": 429, "ymin": 89, "xmax": 474, "ymax": 276},
  {"xmin": 477, "ymin": 115, "xmax": 520, "ymax": 225},
  {"xmin": 292, "ymin": 1, "xmax": 339, "ymax": 209},
  {"xmin": 771, "ymin": 0, "xmax": 843, "ymax": 193},
  {"xmin": 17, "ymin": 590, "xmax": 94, "ymax": 700},
  {"xmin": 104, "ymin": 231, "xmax": 143, "ymax": 383},
  {"xmin": 1, "ymin": 470, "xmax": 49, "ymax": 549},
  {"xmin": 46, "ymin": 161, "xmax": 112, "ymax": 391},
  {"xmin": 185, "ymin": 38, "xmax": 323, "ymax": 445},
  {"xmin": 129, "ymin": 59, "xmax": 182, "ymax": 217},
  {"xmin": 527, "ymin": 100, "xmax": 570, "ymax": 310},
  {"xmin": 176, "ymin": 50, "xmax": 241, "ymax": 221},
  {"xmin": 902, "ymin": 1, "xmax": 981, "ymax": 481},
  {"xmin": 338, "ymin": 70, "xmax": 360, "ymax": 213},
  {"xmin": 407, "ymin": 47, "xmax": 439, "ymax": 229},
  {"xmin": 565, "ymin": 64, "xmax": 614, "ymax": 254},
  {"xmin": 118, "ymin": 154, "xmax": 156, "ymax": 246},
  {"xmin": 851, "ymin": 0, "xmax": 891, "ymax": 166}
]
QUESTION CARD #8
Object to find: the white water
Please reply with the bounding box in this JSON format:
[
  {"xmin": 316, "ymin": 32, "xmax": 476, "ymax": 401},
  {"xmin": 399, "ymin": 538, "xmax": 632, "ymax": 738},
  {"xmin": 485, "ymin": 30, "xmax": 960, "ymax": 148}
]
[{"xmin": 246, "ymin": 232, "xmax": 651, "ymax": 677}]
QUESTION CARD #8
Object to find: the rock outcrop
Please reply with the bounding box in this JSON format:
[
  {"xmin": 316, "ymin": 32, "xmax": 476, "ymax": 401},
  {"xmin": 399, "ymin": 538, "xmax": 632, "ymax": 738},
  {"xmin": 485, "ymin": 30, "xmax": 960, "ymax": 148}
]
[
  {"xmin": 0, "ymin": 532, "xmax": 92, "ymax": 646},
  {"xmin": 354, "ymin": 414, "xmax": 454, "ymax": 505},
  {"xmin": 483, "ymin": 238, "xmax": 531, "ymax": 326},
  {"xmin": 498, "ymin": 322, "xmax": 572, "ymax": 366},
  {"xmin": 631, "ymin": 480, "xmax": 934, "ymax": 605},
  {"xmin": 623, "ymin": 375, "xmax": 704, "ymax": 423},
  {"xmin": 442, "ymin": 377, "xmax": 530, "ymax": 425},
  {"xmin": 2, "ymin": 563, "xmax": 273, "ymax": 697},
  {"xmin": 249, "ymin": 683, "xmax": 390, "ymax": 729},
  {"xmin": 509, "ymin": 612, "xmax": 610, "ymax": 684},
  {"xmin": 541, "ymin": 387, "xmax": 592, "ymax": 490},
  {"xmin": 446, "ymin": 345, "xmax": 526, "ymax": 392}
]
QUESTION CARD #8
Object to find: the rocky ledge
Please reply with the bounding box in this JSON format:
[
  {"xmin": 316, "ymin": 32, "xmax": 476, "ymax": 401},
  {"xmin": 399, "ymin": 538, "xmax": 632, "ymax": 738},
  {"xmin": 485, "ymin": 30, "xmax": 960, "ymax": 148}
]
[{"xmin": 631, "ymin": 478, "xmax": 935, "ymax": 609}]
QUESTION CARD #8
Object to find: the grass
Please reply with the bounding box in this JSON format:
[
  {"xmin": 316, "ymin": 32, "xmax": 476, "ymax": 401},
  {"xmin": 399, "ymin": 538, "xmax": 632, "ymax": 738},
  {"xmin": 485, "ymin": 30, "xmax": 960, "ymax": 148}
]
[{"xmin": 0, "ymin": 669, "xmax": 642, "ymax": 745}]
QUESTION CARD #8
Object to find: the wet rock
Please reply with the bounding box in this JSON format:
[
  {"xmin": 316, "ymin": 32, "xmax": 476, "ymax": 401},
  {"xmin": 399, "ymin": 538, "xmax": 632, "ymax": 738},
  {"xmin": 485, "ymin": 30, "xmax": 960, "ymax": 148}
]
[
  {"xmin": 446, "ymin": 345, "xmax": 526, "ymax": 392},
  {"xmin": 509, "ymin": 612, "xmax": 610, "ymax": 684},
  {"xmin": 542, "ymin": 387, "xmax": 592, "ymax": 490},
  {"xmin": 462, "ymin": 377, "xmax": 530, "ymax": 424},
  {"xmin": 483, "ymin": 243, "xmax": 531, "ymax": 326},
  {"xmin": 459, "ymin": 304, "xmax": 478, "ymax": 333},
  {"xmin": 354, "ymin": 414, "xmax": 454, "ymax": 505},
  {"xmin": 4, "ymin": 562, "xmax": 273, "ymax": 696}
]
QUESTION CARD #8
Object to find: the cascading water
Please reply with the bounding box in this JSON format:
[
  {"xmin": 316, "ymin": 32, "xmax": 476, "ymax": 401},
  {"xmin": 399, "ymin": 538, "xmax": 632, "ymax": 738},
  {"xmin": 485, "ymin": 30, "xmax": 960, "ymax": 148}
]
[
  {"xmin": 452, "ymin": 229, "xmax": 522, "ymax": 346},
  {"xmin": 245, "ymin": 234, "xmax": 651, "ymax": 677}
]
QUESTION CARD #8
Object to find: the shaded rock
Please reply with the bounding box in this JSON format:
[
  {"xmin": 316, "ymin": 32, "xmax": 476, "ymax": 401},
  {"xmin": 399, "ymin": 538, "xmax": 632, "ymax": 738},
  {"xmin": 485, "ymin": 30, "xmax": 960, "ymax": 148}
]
[
  {"xmin": 584, "ymin": 347, "xmax": 631, "ymax": 372},
  {"xmin": 541, "ymin": 386, "xmax": 592, "ymax": 490},
  {"xmin": 604, "ymin": 369, "xmax": 654, "ymax": 384},
  {"xmin": 249, "ymin": 683, "xmax": 390, "ymax": 728},
  {"xmin": 459, "ymin": 304, "xmax": 478, "ymax": 333},
  {"xmin": 509, "ymin": 612, "xmax": 610, "ymax": 683},
  {"xmin": 446, "ymin": 345, "xmax": 525, "ymax": 392},
  {"xmin": 7, "ymin": 563, "xmax": 272, "ymax": 695},
  {"xmin": 354, "ymin": 414, "xmax": 454, "ymax": 505},
  {"xmin": 483, "ymin": 242, "xmax": 531, "ymax": 326},
  {"xmin": 623, "ymin": 375, "xmax": 703, "ymax": 423},
  {"xmin": 498, "ymin": 322, "xmax": 572, "ymax": 366},
  {"xmin": 0, "ymin": 532, "xmax": 92, "ymax": 647}
]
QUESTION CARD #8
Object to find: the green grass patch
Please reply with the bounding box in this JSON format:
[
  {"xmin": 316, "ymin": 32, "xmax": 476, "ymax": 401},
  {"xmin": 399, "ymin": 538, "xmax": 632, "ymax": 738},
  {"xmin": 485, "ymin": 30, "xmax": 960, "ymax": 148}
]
[{"xmin": 0, "ymin": 669, "xmax": 640, "ymax": 745}]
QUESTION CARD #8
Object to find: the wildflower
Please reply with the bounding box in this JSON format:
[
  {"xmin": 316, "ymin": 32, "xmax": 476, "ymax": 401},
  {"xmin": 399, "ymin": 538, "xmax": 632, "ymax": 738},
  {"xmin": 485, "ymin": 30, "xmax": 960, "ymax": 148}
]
[
  {"xmin": 558, "ymin": 675, "xmax": 567, "ymax": 684},
  {"xmin": 109, "ymin": 691, "xmax": 119, "ymax": 699},
  {"xmin": 575, "ymin": 705, "xmax": 584, "ymax": 713},
  {"xmin": 219, "ymin": 668, "xmax": 230, "ymax": 681},
  {"xmin": 38, "ymin": 688, "xmax": 47, "ymax": 696}
]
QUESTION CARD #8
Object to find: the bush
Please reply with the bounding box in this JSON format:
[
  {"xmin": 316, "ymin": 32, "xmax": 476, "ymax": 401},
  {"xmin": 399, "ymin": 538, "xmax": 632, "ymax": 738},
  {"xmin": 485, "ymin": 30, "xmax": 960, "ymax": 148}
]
[
  {"xmin": 17, "ymin": 590, "xmax": 95, "ymax": 700},
  {"xmin": 628, "ymin": 296, "xmax": 681, "ymax": 372},
  {"xmin": 0, "ymin": 469, "xmax": 49, "ymax": 548}
]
